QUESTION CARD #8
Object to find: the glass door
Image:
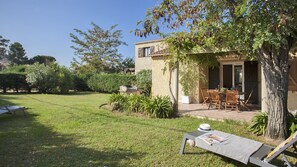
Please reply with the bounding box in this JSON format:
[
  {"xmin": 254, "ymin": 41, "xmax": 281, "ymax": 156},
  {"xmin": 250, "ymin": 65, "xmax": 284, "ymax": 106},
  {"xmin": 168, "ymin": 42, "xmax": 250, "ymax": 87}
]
[
  {"xmin": 220, "ymin": 62, "xmax": 244, "ymax": 92},
  {"xmin": 234, "ymin": 65, "xmax": 243, "ymax": 92}
]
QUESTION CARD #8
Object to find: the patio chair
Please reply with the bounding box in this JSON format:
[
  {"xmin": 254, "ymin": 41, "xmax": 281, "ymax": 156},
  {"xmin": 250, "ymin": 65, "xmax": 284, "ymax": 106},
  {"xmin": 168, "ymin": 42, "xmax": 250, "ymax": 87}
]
[
  {"xmin": 200, "ymin": 88, "xmax": 210, "ymax": 105},
  {"xmin": 225, "ymin": 90, "xmax": 239, "ymax": 112},
  {"xmin": 0, "ymin": 106, "xmax": 26, "ymax": 116},
  {"xmin": 207, "ymin": 90, "xmax": 222, "ymax": 110},
  {"xmin": 180, "ymin": 130, "xmax": 297, "ymax": 167}
]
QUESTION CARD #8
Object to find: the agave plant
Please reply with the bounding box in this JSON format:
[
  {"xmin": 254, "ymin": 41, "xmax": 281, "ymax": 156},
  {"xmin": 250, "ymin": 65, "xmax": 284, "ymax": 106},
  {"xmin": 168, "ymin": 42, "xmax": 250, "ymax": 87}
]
[
  {"xmin": 288, "ymin": 112, "xmax": 297, "ymax": 135},
  {"xmin": 248, "ymin": 112, "xmax": 268, "ymax": 135},
  {"xmin": 144, "ymin": 96, "xmax": 173, "ymax": 118},
  {"xmin": 108, "ymin": 93, "xmax": 127, "ymax": 112},
  {"xmin": 126, "ymin": 94, "xmax": 148, "ymax": 113},
  {"xmin": 249, "ymin": 111, "xmax": 297, "ymax": 136}
]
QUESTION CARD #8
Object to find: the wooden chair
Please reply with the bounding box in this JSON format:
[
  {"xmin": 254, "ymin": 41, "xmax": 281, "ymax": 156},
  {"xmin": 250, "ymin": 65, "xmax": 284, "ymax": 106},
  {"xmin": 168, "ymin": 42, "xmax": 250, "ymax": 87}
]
[
  {"xmin": 208, "ymin": 89, "xmax": 222, "ymax": 110},
  {"xmin": 225, "ymin": 90, "xmax": 239, "ymax": 112},
  {"xmin": 200, "ymin": 88, "xmax": 210, "ymax": 105}
]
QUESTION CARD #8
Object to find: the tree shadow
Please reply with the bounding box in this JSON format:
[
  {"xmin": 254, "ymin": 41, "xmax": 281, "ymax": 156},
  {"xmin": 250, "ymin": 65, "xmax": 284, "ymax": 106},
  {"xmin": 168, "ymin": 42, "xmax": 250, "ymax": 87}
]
[{"xmin": 0, "ymin": 112, "xmax": 145, "ymax": 166}]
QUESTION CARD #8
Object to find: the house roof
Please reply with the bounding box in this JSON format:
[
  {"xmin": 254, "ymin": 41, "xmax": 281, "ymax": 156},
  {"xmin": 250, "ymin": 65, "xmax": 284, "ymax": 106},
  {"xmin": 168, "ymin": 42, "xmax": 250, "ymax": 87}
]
[
  {"xmin": 135, "ymin": 39, "xmax": 164, "ymax": 45},
  {"xmin": 150, "ymin": 47, "xmax": 240, "ymax": 57}
]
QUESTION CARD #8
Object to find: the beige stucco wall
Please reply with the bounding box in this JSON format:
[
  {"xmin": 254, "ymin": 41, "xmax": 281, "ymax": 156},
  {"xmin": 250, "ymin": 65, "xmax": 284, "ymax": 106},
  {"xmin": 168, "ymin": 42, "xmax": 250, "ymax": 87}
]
[
  {"xmin": 288, "ymin": 91, "xmax": 297, "ymax": 111},
  {"xmin": 151, "ymin": 56, "xmax": 173, "ymax": 98},
  {"xmin": 179, "ymin": 64, "xmax": 207, "ymax": 104},
  {"xmin": 135, "ymin": 39, "xmax": 166, "ymax": 74},
  {"xmin": 151, "ymin": 56, "xmax": 207, "ymax": 104}
]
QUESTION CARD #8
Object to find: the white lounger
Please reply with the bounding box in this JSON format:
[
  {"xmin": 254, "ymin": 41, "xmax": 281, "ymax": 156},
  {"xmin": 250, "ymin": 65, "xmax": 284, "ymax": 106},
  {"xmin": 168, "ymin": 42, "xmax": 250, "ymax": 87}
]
[{"xmin": 0, "ymin": 106, "xmax": 26, "ymax": 115}]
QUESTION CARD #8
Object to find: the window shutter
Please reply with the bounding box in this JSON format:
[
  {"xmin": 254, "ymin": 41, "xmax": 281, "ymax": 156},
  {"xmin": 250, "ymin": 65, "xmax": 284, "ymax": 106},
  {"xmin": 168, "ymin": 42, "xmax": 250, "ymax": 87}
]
[
  {"xmin": 150, "ymin": 46, "xmax": 155, "ymax": 55},
  {"xmin": 138, "ymin": 48, "xmax": 143, "ymax": 57}
]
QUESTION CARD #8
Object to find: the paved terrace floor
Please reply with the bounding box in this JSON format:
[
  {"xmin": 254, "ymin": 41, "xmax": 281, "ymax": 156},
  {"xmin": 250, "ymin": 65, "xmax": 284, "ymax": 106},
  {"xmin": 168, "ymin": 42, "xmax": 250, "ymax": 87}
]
[{"xmin": 178, "ymin": 103, "xmax": 261, "ymax": 123}]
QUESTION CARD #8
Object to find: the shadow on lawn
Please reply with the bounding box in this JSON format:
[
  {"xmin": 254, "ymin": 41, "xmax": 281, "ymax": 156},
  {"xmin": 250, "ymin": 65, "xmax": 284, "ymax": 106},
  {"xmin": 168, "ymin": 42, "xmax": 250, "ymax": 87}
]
[
  {"xmin": 0, "ymin": 112, "xmax": 144, "ymax": 167},
  {"xmin": 0, "ymin": 95, "xmax": 23, "ymax": 106}
]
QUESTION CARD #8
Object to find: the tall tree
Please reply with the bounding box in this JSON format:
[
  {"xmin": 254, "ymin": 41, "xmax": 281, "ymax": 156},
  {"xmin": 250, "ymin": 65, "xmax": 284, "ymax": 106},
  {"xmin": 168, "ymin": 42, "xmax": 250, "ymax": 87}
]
[
  {"xmin": 119, "ymin": 57, "xmax": 135, "ymax": 72},
  {"xmin": 0, "ymin": 35, "xmax": 9, "ymax": 61},
  {"xmin": 136, "ymin": 0, "xmax": 297, "ymax": 139},
  {"xmin": 8, "ymin": 42, "xmax": 28, "ymax": 65},
  {"xmin": 70, "ymin": 22, "xmax": 127, "ymax": 73},
  {"xmin": 29, "ymin": 55, "xmax": 56, "ymax": 66}
]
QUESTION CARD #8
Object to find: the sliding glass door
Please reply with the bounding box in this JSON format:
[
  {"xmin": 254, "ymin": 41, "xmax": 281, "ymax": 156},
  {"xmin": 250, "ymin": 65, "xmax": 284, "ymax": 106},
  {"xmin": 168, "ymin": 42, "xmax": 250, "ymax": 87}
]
[{"xmin": 221, "ymin": 62, "xmax": 244, "ymax": 92}]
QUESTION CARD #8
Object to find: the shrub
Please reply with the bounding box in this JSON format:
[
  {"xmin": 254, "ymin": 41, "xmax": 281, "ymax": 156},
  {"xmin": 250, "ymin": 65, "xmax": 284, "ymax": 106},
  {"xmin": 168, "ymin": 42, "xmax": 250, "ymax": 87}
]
[
  {"xmin": 26, "ymin": 63, "xmax": 73, "ymax": 93},
  {"xmin": 288, "ymin": 112, "xmax": 297, "ymax": 134},
  {"xmin": 26, "ymin": 63, "xmax": 54, "ymax": 93},
  {"xmin": 108, "ymin": 93, "xmax": 128, "ymax": 112},
  {"xmin": 143, "ymin": 96, "xmax": 173, "ymax": 118},
  {"xmin": 2, "ymin": 65, "xmax": 27, "ymax": 73},
  {"xmin": 87, "ymin": 73, "xmax": 136, "ymax": 93},
  {"xmin": 249, "ymin": 112, "xmax": 297, "ymax": 136},
  {"xmin": 0, "ymin": 72, "xmax": 30, "ymax": 92},
  {"xmin": 248, "ymin": 112, "xmax": 268, "ymax": 135},
  {"xmin": 136, "ymin": 70, "xmax": 152, "ymax": 96},
  {"xmin": 56, "ymin": 65, "xmax": 73, "ymax": 94},
  {"xmin": 108, "ymin": 94, "xmax": 173, "ymax": 118},
  {"xmin": 73, "ymin": 73, "xmax": 92, "ymax": 91},
  {"xmin": 126, "ymin": 94, "xmax": 149, "ymax": 113}
]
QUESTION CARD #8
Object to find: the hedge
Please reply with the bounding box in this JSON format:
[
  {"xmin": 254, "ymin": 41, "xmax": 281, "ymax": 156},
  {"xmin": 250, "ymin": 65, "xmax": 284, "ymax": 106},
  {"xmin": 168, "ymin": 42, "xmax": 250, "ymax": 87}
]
[
  {"xmin": 87, "ymin": 73, "xmax": 136, "ymax": 93},
  {"xmin": 0, "ymin": 73, "xmax": 30, "ymax": 93}
]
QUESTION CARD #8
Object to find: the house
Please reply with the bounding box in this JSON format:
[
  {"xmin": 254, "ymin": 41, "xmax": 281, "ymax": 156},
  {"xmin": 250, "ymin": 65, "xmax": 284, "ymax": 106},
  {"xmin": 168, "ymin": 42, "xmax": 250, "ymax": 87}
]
[
  {"xmin": 135, "ymin": 39, "xmax": 166, "ymax": 73},
  {"xmin": 135, "ymin": 39, "xmax": 297, "ymax": 111}
]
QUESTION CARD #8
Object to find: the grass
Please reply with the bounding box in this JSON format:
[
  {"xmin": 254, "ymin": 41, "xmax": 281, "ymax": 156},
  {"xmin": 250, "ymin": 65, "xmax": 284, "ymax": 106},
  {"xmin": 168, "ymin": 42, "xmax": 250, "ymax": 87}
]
[{"xmin": 0, "ymin": 93, "xmax": 292, "ymax": 166}]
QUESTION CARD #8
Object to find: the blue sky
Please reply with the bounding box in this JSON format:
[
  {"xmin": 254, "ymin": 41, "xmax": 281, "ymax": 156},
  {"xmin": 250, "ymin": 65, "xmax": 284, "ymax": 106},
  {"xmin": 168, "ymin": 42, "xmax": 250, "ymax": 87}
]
[{"xmin": 0, "ymin": 0, "xmax": 160, "ymax": 67}]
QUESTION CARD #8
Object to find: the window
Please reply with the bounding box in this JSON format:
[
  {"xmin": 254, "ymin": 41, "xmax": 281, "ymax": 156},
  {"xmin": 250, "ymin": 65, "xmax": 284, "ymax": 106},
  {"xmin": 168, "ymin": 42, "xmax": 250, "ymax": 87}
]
[
  {"xmin": 143, "ymin": 47, "xmax": 151, "ymax": 57},
  {"xmin": 138, "ymin": 46, "xmax": 154, "ymax": 58}
]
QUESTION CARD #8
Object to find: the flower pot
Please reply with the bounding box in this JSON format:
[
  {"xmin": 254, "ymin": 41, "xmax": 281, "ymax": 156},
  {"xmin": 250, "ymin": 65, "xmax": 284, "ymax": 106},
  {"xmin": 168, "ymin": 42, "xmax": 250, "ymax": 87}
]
[{"xmin": 182, "ymin": 95, "xmax": 191, "ymax": 104}]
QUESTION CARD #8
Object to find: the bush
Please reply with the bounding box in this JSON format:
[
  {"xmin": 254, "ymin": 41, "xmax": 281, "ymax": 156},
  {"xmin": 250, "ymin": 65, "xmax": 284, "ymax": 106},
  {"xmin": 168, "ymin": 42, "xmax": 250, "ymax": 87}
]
[
  {"xmin": 73, "ymin": 73, "xmax": 92, "ymax": 91},
  {"xmin": 126, "ymin": 94, "xmax": 149, "ymax": 113},
  {"xmin": 26, "ymin": 63, "xmax": 73, "ymax": 93},
  {"xmin": 108, "ymin": 94, "xmax": 173, "ymax": 118},
  {"xmin": 288, "ymin": 112, "xmax": 297, "ymax": 134},
  {"xmin": 56, "ymin": 65, "xmax": 73, "ymax": 94},
  {"xmin": 143, "ymin": 96, "xmax": 173, "ymax": 118},
  {"xmin": 136, "ymin": 70, "xmax": 152, "ymax": 96},
  {"xmin": 108, "ymin": 93, "xmax": 128, "ymax": 112},
  {"xmin": 249, "ymin": 112, "xmax": 297, "ymax": 136},
  {"xmin": 26, "ymin": 63, "xmax": 54, "ymax": 93},
  {"xmin": 2, "ymin": 65, "xmax": 27, "ymax": 73},
  {"xmin": 0, "ymin": 72, "xmax": 30, "ymax": 93},
  {"xmin": 87, "ymin": 73, "xmax": 136, "ymax": 93},
  {"xmin": 248, "ymin": 112, "xmax": 268, "ymax": 135}
]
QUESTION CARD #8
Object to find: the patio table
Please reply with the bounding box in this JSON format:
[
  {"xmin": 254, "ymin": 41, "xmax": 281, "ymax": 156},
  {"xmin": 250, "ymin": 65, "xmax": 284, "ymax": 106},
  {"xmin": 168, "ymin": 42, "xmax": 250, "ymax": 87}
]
[{"xmin": 208, "ymin": 91, "xmax": 250, "ymax": 111}]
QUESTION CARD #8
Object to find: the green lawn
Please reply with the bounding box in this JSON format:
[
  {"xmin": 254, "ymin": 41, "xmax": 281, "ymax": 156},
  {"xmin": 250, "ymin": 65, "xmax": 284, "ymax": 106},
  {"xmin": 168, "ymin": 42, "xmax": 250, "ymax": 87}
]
[{"xmin": 0, "ymin": 93, "xmax": 284, "ymax": 166}]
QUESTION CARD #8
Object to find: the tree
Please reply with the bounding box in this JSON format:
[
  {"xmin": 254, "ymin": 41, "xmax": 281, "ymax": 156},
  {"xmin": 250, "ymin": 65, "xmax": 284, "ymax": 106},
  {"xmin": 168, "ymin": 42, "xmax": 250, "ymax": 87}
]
[
  {"xmin": 118, "ymin": 57, "xmax": 135, "ymax": 72},
  {"xmin": 26, "ymin": 62, "xmax": 73, "ymax": 93},
  {"xmin": 70, "ymin": 22, "xmax": 127, "ymax": 73},
  {"xmin": 29, "ymin": 55, "xmax": 56, "ymax": 66},
  {"xmin": 26, "ymin": 63, "xmax": 53, "ymax": 93},
  {"xmin": 136, "ymin": 0, "xmax": 297, "ymax": 139},
  {"xmin": 8, "ymin": 42, "xmax": 28, "ymax": 65},
  {"xmin": 0, "ymin": 35, "xmax": 10, "ymax": 70},
  {"xmin": 136, "ymin": 69, "xmax": 152, "ymax": 96}
]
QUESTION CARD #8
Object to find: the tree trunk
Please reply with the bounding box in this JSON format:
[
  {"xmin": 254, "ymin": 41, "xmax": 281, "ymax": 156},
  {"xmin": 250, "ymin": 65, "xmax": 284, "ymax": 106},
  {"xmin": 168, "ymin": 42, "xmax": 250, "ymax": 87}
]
[
  {"xmin": 168, "ymin": 63, "xmax": 179, "ymax": 114},
  {"xmin": 257, "ymin": 45, "xmax": 290, "ymax": 140}
]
